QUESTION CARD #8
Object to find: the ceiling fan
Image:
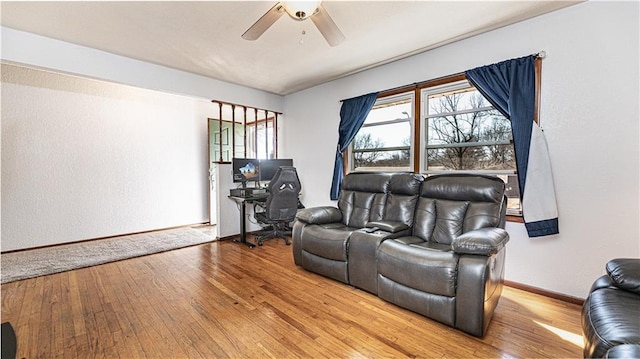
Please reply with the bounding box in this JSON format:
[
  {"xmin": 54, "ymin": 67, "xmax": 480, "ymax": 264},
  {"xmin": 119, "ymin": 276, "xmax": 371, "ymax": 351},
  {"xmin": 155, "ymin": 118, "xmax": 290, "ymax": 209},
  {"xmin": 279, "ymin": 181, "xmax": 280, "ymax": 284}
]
[{"xmin": 241, "ymin": 1, "xmax": 345, "ymax": 47}]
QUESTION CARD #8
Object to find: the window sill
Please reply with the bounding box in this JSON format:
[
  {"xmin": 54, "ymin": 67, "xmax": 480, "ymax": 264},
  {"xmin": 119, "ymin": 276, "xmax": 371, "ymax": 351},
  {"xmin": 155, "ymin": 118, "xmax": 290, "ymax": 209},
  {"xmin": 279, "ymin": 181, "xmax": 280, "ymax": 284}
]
[{"xmin": 506, "ymin": 215, "xmax": 524, "ymax": 223}]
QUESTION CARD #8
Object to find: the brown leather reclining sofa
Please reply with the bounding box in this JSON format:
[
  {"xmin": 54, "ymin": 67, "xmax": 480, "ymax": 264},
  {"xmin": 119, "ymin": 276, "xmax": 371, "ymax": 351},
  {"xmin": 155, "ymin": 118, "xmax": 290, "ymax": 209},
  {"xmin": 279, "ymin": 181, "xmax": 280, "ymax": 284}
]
[{"xmin": 292, "ymin": 172, "xmax": 509, "ymax": 337}]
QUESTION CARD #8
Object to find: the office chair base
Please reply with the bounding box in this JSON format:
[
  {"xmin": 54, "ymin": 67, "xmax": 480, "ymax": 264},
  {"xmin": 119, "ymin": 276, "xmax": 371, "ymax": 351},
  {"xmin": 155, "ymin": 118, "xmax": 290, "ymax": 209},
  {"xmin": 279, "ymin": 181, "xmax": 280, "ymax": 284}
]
[
  {"xmin": 254, "ymin": 226, "xmax": 292, "ymax": 246},
  {"xmin": 256, "ymin": 236, "xmax": 291, "ymax": 246}
]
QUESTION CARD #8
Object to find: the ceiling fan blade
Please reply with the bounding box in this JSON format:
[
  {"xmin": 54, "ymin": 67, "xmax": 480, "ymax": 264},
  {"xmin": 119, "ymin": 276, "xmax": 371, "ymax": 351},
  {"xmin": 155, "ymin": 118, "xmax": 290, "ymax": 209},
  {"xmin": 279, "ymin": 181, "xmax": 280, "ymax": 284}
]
[
  {"xmin": 310, "ymin": 4, "xmax": 345, "ymax": 47},
  {"xmin": 242, "ymin": 2, "xmax": 285, "ymax": 41}
]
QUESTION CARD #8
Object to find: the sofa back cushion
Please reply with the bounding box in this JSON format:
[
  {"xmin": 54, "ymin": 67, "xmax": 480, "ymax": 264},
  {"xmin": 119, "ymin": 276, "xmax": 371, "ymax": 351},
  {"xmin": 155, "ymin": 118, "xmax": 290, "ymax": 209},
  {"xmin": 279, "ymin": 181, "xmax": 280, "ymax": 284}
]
[
  {"xmin": 338, "ymin": 172, "xmax": 391, "ymax": 228},
  {"xmin": 382, "ymin": 173, "xmax": 424, "ymax": 227},
  {"xmin": 413, "ymin": 174, "xmax": 506, "ymax": 244}
]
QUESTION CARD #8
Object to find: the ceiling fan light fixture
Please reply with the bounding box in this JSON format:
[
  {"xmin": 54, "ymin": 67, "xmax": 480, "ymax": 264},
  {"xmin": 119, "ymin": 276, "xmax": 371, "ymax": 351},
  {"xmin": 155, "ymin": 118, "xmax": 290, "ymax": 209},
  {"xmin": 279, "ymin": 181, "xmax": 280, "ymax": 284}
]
[
  {"xmin": 282, "ymin": 1, "xmax": 321, "ymax": 20},
  {"xmin": 242, "ymin": 0, "xmax": 344, "ymax": 47}
]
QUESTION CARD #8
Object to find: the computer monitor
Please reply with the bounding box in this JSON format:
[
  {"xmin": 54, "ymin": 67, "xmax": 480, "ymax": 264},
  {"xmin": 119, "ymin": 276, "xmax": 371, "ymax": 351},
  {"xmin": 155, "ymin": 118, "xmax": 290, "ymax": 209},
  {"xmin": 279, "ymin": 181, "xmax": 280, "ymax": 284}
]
[
  {"xmin": 259, "ymin": 158, "xmax": 294, "ymax": 183},
  {"xmin": 232, "ymin": 158, "xmax": 260, "ymax": 186}
]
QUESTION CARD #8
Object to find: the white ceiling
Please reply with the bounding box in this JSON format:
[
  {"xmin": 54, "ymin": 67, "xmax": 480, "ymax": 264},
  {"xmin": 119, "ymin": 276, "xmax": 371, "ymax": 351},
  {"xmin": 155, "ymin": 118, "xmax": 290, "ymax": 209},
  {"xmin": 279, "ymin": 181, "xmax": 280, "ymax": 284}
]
[{"xmin": 1, "ymin": 1, "xmax": 580, "ymax": 95}]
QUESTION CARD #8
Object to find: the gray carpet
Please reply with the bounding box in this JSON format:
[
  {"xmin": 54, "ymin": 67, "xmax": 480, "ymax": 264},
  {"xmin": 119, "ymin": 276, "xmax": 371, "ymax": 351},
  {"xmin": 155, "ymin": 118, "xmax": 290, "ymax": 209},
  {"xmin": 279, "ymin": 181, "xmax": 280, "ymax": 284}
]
[{"xmin": 1, "ymin": 227, "xmax": 215, "ymax": 283}]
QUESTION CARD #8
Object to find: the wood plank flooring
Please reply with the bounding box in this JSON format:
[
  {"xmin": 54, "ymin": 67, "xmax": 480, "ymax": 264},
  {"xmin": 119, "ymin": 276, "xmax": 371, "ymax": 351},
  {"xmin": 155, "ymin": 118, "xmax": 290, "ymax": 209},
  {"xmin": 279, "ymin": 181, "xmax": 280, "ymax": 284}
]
[{"xmin": 1, "ymin": 237, "xmax": 584, "ymax": 358}]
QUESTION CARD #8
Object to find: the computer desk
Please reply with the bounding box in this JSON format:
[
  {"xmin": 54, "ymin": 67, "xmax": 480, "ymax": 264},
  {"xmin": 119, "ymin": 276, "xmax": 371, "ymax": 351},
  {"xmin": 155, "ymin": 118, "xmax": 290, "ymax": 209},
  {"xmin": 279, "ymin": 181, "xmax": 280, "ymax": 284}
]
[{"xmin": 228, "ymin": 192, "xmax": 269, "ymax": 248}]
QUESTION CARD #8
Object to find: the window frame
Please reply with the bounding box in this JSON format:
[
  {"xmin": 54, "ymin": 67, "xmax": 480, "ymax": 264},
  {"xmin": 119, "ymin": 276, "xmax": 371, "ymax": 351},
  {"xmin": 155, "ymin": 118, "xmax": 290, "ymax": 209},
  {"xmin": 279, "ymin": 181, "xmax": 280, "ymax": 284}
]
[
  {"xmin": 349, "ymin": 92, "xmax": 415, "ymax": 172},
  {"xmin": 345, "ymin": 72, "xmax": 527, "ymax": 218},
  {"xmin": 419, "ymin": 79, "xmax": 516, "ymax": 176}
]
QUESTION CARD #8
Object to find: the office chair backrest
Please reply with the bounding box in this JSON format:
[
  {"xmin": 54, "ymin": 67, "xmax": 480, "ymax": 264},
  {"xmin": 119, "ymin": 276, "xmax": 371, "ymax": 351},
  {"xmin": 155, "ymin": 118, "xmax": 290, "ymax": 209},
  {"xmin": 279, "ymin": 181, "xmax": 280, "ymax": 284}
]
[{"xmin": 264, "ymin": 166, "xmax": 301, "ymax": 221}]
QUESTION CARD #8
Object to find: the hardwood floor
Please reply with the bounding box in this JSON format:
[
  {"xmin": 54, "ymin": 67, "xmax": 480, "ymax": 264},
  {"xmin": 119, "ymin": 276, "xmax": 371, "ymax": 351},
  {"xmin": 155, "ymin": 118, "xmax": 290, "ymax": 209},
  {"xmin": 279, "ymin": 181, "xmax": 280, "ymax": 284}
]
[{"xmin": 1, "ymin": 237, "xmax": 584, "ymax": 358}]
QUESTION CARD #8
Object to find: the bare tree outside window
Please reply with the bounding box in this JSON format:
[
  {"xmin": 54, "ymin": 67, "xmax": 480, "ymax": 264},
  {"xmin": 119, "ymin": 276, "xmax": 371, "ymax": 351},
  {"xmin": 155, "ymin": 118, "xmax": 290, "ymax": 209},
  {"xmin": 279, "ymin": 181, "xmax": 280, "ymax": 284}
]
[
  {"xmin": 426, "ymin": 91, "xmax": 515, "ymax": 172},
  {"xmin": 352, "ymin": 133, "xmax": 385, "ymax": 168},
  {"xmin": 352, "ymin": 133, "xmax": 411, "ymax": 170},
  {"xmin": 351, "ymin": 94, "xmax": 413, "ymax": 171},
  {"xmin": 482, "ymin": 119, "xmax": 514, "ymax": 169}
]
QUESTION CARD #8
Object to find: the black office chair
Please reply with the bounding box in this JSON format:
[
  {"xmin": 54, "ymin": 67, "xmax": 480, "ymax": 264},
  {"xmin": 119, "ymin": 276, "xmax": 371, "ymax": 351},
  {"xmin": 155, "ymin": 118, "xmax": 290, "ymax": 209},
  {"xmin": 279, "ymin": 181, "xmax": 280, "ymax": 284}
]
[{"xmin": 253, "ymin": 166, "xmax": 301, "ymax": 246}]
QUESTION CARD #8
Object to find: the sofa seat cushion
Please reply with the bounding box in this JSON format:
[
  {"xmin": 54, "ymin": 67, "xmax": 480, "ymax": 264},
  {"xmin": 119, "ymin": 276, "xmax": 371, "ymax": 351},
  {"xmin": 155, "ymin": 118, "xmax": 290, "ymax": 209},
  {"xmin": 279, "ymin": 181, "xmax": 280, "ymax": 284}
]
[
  {"xmin": 582, "ymin": 287, "xmax": 640, "ymax": 358},
  {"xmin": 300, "ymin": 224, "xmax": 356, "ymax": 261},
  {"xmin": 377, "ymin": 275, "xmax": 456, "ymax": 327},
  {"xmin": 377, "ymin": 239, "xmax": 459, "ymax": 297}
]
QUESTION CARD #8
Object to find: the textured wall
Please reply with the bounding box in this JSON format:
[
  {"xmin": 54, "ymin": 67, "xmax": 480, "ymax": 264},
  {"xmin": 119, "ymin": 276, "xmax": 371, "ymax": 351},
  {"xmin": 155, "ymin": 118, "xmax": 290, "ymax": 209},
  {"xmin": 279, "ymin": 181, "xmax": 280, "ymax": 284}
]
[
  {"xmin": 1, "ymin": 64, "xmax": 212, "ymax": 250},
  {"xmin": 1, "ymin": 26, "xmax": 285, "ymax": 249}
]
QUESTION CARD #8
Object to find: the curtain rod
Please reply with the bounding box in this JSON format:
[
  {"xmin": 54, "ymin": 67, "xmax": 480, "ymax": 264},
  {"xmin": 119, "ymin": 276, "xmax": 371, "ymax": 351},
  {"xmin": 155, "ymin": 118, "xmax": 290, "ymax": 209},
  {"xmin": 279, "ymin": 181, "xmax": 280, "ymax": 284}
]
[
  {"xmin": 339, "ymin": 72, "xmax": 464, "ymax": 103},
  {"xmin": 535, "ymin": 50, "xmax": 547, "ymax": 59},
  {"xmin": 340, "ymin": 50, "xmax": 546, "ymax": 103}
]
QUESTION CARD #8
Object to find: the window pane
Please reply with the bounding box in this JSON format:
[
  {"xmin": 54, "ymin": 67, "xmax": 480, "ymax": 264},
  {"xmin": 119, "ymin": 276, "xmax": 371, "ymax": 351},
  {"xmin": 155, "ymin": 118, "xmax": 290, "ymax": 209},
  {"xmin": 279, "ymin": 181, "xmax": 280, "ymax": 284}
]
[
  {"xmin": 428, "ymin": 87, "xmax": 491, "ymax": 114},
  {"xmin": 234, "ymin": 123, "xmax": 244, "ymax": 157},
  {"xmin": 246, "ymin": 124, "xmax": 256, "ymax": 158},
  {"xmin": 427, "ymin": 110, "xmax": 510, "ymax": 145},
  {"xmin": 424, "ymin": 84, "xmax": 515, "ymax": 170},
  {"xmin": 366, "ymin": 99, "xmax": 412, "ymax": 124},
  {"xmin": 498, "ymin": 174, "xmax": 522, "ymax": 215},
  {"xmin": 211, "ymin": 102, "xmax": 278, "ymax": 162},
  {"xmin": 266, "ymin": 121, "xmax": 274, "ymax": 159},
  {"xmin": 256, "ymin": 124, "xmax": 267, "ymax": 159},
  {"xmin": 426, "ymin": 144, "xmax": 515, "ymax": 171},
  {"xmin": 424, "ymin": 83, "xmax": 521, "ymax": 215},
  {"xmin": 353, "ymin": 149, "xmax": 411, "ymax": 171},
  {"xmin": 349, "ymin": 93, "xmax": 413, "ymax": 173},
  {"xmin": 354, "ymin": 122, "xmax": 411, "ymax": 149}
]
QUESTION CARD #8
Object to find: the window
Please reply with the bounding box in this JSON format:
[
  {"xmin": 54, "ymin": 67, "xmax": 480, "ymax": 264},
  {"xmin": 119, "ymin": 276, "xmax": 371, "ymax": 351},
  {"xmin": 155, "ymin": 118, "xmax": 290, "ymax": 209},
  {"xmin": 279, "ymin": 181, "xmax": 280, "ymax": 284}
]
[
  {"xmin": 247, "ymin": 119, "xmax": 275, "ymax": 159},
  {"xmin": 422, "ymin": 81, "xmax": 521, "ymax": 215},
  {"xmin": 348, "ymin": 77, "xmax": 522, "ymax": 215},
  {"xmin": 350, "ymin": 93, "xmax": 414, "ymax": 171},
  {"xmin": 210, "ymin": 101, "xmax": 280, "ymax": 162}
]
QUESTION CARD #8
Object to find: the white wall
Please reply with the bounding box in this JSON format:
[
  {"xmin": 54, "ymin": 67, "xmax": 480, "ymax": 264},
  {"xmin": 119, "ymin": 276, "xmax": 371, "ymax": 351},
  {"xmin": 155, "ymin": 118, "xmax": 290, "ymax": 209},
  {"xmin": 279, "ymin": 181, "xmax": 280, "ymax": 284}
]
[
  {"xmin": 1, "ymin": 27, "xmax": 284, "ymax": 251},
  {"xmin": 282, "ymin": 1, "xmax": 640, "ymax": 298},
  {"xmin": 1, "ymin": 64, "xmax": 212, "ymax": 250}
]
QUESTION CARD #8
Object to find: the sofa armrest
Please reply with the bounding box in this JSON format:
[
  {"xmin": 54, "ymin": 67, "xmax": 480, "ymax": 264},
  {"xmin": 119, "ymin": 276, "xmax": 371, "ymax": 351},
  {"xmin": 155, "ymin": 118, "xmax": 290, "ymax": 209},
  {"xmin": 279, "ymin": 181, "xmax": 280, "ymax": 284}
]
[
  {"xmin": 452, "ymin": 228, "xmax": 509, "ymax": 256},
  {"xmin": 366, "ymin": 221, "xmax": 409, "ymax": 233},
  {"xmin": 295, "ymin": 206, "xmax": 342, "ymax": 224},
  {"xmin": 606, "ymin": 344, "xmax": 640, "ymax": 359},
  {"xmin": 606, "ymin": 258, "xmax": 640, "ymax": 295},
  {"xmin": 589, "ymin": 275, "xmax": 615, "ymax": 294}
]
